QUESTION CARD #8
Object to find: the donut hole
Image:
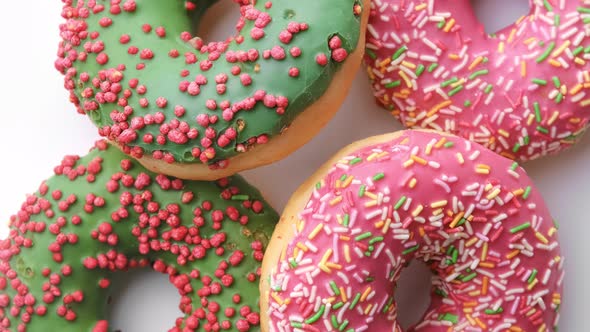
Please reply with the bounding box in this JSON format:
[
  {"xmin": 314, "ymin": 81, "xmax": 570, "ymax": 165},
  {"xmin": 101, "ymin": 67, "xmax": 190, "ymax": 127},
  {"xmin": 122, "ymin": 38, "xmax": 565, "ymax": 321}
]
[
  {"xmin": 197, "ymin": 0, "xmax": 242, "ymax": 44},
  {"xmin": 470, "ymin": 0, "xmax": 530, "ymax": 35},
  {"xmin": 108, "ymin": 268, "xmax": 180, "ymax": 331},
  {"xmin": 393, "ymin": 261, "xmax": 432, "ymax": 329}
]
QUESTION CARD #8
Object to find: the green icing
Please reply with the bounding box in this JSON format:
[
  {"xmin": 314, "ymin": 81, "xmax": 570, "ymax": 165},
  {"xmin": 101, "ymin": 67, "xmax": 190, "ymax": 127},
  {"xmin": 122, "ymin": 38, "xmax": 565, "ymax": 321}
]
[
  {"xmin": 57, "ymin": 0, "xmax": 363, "ymax": 165},
  {"xmin": 0, "ymin": 142, "xmax": 278, "ymax": 331}
]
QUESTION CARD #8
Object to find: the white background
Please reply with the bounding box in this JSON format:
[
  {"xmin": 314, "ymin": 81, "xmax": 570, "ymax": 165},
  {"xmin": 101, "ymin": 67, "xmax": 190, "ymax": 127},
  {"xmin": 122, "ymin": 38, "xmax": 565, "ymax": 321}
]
[{"xmin": 0, "ymin": 0, "xmax": 588, "ymax": 330}]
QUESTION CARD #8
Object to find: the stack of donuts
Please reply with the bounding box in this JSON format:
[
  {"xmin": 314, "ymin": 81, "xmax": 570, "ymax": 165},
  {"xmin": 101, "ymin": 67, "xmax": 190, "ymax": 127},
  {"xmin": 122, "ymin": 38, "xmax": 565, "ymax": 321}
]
[{"xmin": 2, "ymin": 0, "xmax": 588, "ymax": 331}]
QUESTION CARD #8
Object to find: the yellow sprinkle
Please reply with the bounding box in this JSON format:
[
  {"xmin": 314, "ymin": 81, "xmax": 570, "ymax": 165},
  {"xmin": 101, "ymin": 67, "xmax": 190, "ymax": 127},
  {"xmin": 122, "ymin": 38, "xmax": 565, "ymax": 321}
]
[
  {"xmin": 498, "ymin": 41, "xmax": 505, "ymax": 53},
  {"xmin": 399, "ymin": 70, "xmax": 413, "ymax": 88},
  {"xmin": 341, "ymin": 175, "xmax": 354, "ymax": 188},
  {"xmin": 271, "ymin": 292, "xmax": 284, "ymax": 305},
  {"xmin": 297, "ymin": 219, "xmax": 305, "ymax": 232},
  {"xmin": 374, "ymin": 220, "xmax": 384, "ymax": 229},
  {"xmin": 319, "ymin": 264, "xmax": 332, "ymax": 273},
  {"xmin": 456, "ymin": 152, "xmax": 465, "ymax": 164},
  {"xmin": 584, "ymin": 71, "xmax": 590, "ymax": 82},
  {"xmin": 570, "ymin": 83, "xmax": 583, "ymax": 95},
  {"xmin": 443, "ymin": 18, "xmax": 455, "ymax": 32},
  {"xmin": 320, "ymin": 249, "xmax": 333, "ymax": 265},
  {"xmin": 507, "ymin": 28, "xmax": 517, "ymax": 43},
  {"xmin": 430, "ymin": 200, "xmax": 448, "ymax": 208},
  {"xmin": 560, "ymin": 85, "xmax": 567, "ymax": 95},
  {"xmin": 412, "ymin": 205, "xmax": 424, "ymax": 217},
  {"xmin": 296, "ymin": 242, "xmax": 309, "ymax": 252},
  {"xmin": 360, "ymin": 287, "xmax": 372, "ymax": 302},
  {"xmin": 425, "ymin": 143, "xmax": 434, "ymax": 155},
  {"xmin": 309, "ymin": 223, "xmax": 324, "ymax": 240},
  {"xmin": 339, "ymin": 235, "xmax": 350, "ymax": 241},
  {"xmin": 403, "ymin": 159, "xmax": 415, "ymax": 168},
  {"xmin": 467, "ymin": 290, "xmax": 481, "ymax": 297},
  {"xmin": 486, "ymin": 188, "xmax": 501, "ymax": 200},
  {"xmin": 527, "ymin": 113, "xmax": 535, "ymax": 126},
  {"xmin": 527, "ymin": 278, "xmax": 538, "ymax": 290},
  {"xmin": 364, "ymin": 200, "xmax": 378, "ymax": 208},
  {"xmin": 548, "ymin": 227, "xmax": 558, "ymax": 237},
  {"xmin": 498, "ymin": 129, "xmax": 510, "ymax": 138},
  {"xmin": 450, "ymin": 211, "xmax": 465, "ymax": 228},
  {"xmin": 379, "ymin": 58, "xmax": 392, "ymax": 68},
  {"xmin": 329, "ymin": 196, "xmax": 343, "ymax": 206},
  {"xmin": 523, "ymin": 37, "xmax": 536, "ymax": 45},
  {"xmin": 574, "ymin": 57, "xmax": 586, "ymax": 66},
  {"xmin": 326, "ymin": 262, "xmax": 342, "ymax": 270},
  {"xmin": 435, "ymin": 137, "xmax": 447, "ymax": 148},
  {"xmin": 535, "ymin": 232, "xmax": 549, "ymax": 244},
  {"xmin": 432, "ymin": 208, "xmax": 444, "ymax": 216},
  {"xmin": 364, "ymin": 304, "xmax": 373, "ymax": 315},
  {"xmin": 409, "ymin": 177, "xmax": 417, "ymax": 188},
  {"xmin": 382, "ymin": 218, "xmax": 392, "ymax": 235},
  {"xmin": 516, "ymin": 15, "xmax": 527, "ymax": 25},
  {"xmin": 344, "ymin": 244, "xmax": 351, "ymax": 263},
  {"xmin": 366, "ymin": 152, "xmax": 379, "ymax": 161},
  {"xmin": 466, "ymin": 314, "xmax": 477, "ymax": 326},
  {"xmin": 581, "ymin": 99, "xmax": 590, "ymax": 107},
  {"xmin": 414, "ymin": 2, "xmax": 427, "ymax": 10},
  {"xmin": 448, "ymin": 53, "xmax": 460, "ymax": 60},
  {"xmin": 401, "ymin": 60, "xmax": 416, "ymax": 69},
  {"xmin": 335, "ymin": 179, "xmax": 342, "ymax": 189},
  {"xmin": 521, "ymin": 60, "xmax": 527, "ymax": 77},
  {"xmin": 293, "ymin": 247, "xmax": 300, "ymax": 259},
  {"xmin": 481, "ymin": 242, "xmax": 488, "ymax": 261},
  {"xmin": 551, "ymin": 40, "xmax": 570, "ymax": 58},
  {"xmin": 468, "ymin": 56, "xmax": 484, "ymax": 70},
  {"xmin": 364, "ymin": 191, "xmax": 378, "ymax": 200},
  {"xmin": 466, "ymin": 237, "xmax": 478, "ymax": 247},
  {"xmin": 477, "ymin": 164, "xmax": 491, "ymax": 170},
  {"xmin": 538, "ymin": 323, "xmax": 547, "ymax": 332},
  {"xmin": 463, "ymin": 308, "xmax": 473, "ymax": 314},
  {"xmin": 475, "ymin": 168, "xmax": 490, "ymax": 175},
  {"xmin": 411, "ymin": 155, "xmax": 428, "ymax": 165},
  {"xmin": 547, "ymin": 111, "xmax": 560, "ymax": 126}
]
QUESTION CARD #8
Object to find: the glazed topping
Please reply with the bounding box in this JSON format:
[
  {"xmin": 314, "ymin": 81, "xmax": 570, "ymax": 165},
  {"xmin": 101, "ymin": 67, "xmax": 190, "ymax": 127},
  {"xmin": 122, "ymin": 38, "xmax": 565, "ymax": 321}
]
[
  {"xmin": 267, "ymin": 131, "xmax": 563, "ymax": 331},
  {"xmin": 364, "ymin": 0, "xmax": 590, "ymax": 160},
  {"xmin": 0, "ymin": 141, "xmax": 278, "ymax": 331},
  {"xmin": 56, "ymin": 0, "xmax": 363, "ymax": 168}
]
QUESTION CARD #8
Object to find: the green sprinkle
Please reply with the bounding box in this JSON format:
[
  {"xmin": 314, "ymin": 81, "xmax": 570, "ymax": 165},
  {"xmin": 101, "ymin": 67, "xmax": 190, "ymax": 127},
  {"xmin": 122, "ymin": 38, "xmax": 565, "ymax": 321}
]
[
  {"xmin": 289, "ymin": 258, "xmax": 298, "ymax": 268},
  {"xmin": 350, "ymin": 157, "xmax": 363, "ymax": 165},
  {"xmin": 435, "ymin": 288, "xmax": 448, "ymax": 298},
  {"xmin": 394, "ymin": 196, "xmax": 407, "ymax": 210},
  {"xmin": 305, "ymin": 305, "xmax": 325, "ymax": 324},
  {"xmin": 585, "ymin": 46, "xmax": 590, "ymax": 53},
  {"xmin": 383, "ymin": 297, "xmax": 395, "ymax": 313},
  {"xmin": 331, "ymin": 315, "xmax": 339, "ymax": 328},
  {"xmin": 392, "ymin": 45, "xmax": 408, "ymax": 60},
  {"xmin": 340, "ymin": 174, "xmax": 348, "ymax": 181},
  {"xmin": 448, "ymin": 85, "xmax": 464, "ymax": 97},
  {"xmin": 444, "ymin": 141, "xmax": 454, "ymax": 148},
  {"xmin": 512, "ymin": 143, "xmax": 521, "ymax": 153},
  {"xmin": 532, "ymin": 78, "xmax": 547, "ymax": 86},
  {"xmin": 338, "ymin": 320, "xmax": 349, "ymax": 331},
  {"xmin": 536, "ymin": 41, "xmax": 556, "ymax": 63},
  {"xmin": 524, "ymin": 135, "xmax": 530, "ymax": 145},
  {"xmin": 441, "ymin": 77, "xmax": 458, "ymax": 88},
  {"xmin": 315, "ymin": 182, "xmax": 322, "ymax": 189},
  {"xmin": 554, "ymin": 14, "xmax": 560, "ymax": 26},
  {"xmin": 485, "ymin": 307, "xmax": 504, "ymax": 314},
  {"xmin": 484, "ymin": 84, "xmax": 493, "ymax": 94},
  {"xmin": 439, "ymin": 313, "xmax": 459, "ymax": 324},
  {"xmin": 330, "ymin": 281, "xmax": 340, "ymax": 295},
  {"xmin": 291, "ymin": 321, "xmax": 303, "ymax": 328},
  {"xmin": 469, "ymin": 69, "xmax": 489, "ymax": 80},
  {"xmin": 231, "ymin": 194, "xmax": 249, "ymax": 201},
  {"xmin": 573, "ymin": 46, "xmax": 585, "ymax": 56},
  {"xmin": 355, "ymin": 232, "xmax": 372, "ymax": 241},
  {"xmin": 332, "ymin": 302, "xmax": 344, "ymax": 310},
  {"xmin": 578, "ymin": 6, "xmax": 590, "ymax": 14},
  {"xmin": 369, "ymin": 236, "xmax": 384, "ymax": 245},
  {"xmin": 402, "ymin": 244, "xmax": 420, "ymax": 255},
  {"xmin": 556, "ymin": 93, "xmax": 564, "ymax": 104},
  {"xmin": 350, "ymin": 293, "xmax": 361, "ymax": 309},
  {"xmin": 528, "ymin": 269, "xmax": 538, "ymax": 284},
  {"xmin": 464, "ymin": 100, "xmax": 472, "ymax": 107},
  {"xmin": 536, "ymin": 126, "xmax": 549, "ymax": 134},
  {"xmin": 451, "ymin": 248, "xmax": 459, "ymax": 263},
  {"xmin": 437, "ymin": 19, "xmax": 446, "ymax": 29},
  {"xmin": 462, "ymin": 272, "xmax": 477, "ymax": 282},
  {"xmin": 584, "ymin": 17, "xmax": 590, "ymax": 24},
  {"xmin": 552, "ymin": 76, "xmax": 561, "ymax": 88},
  {"xmin": 511, "ymin": 162, "xmax": 519, "ymax": 171},
  {"xmin": 372, "ymin": 172, "xmax": 385, "ymax": 181},
  {"xmin": 416, "ymin": 64, "xmax": 425, "ymax": 76},
  {"xmin": 385, "ymin": 80, "xmax": 402, "ymax": 88},
  {"xmin": 366, "ymin": 49, "xmax": 377, "ymax": 59},
  {"xmin": 510, "ymin": 222, "xmax": 531, "ymax": 233},
  {"xmin": 428, "ymin": 63, "xmax": 439, "ymax": 72},
  {"xmin": 543, "ymin": 0, "xmax": 553, "ymax": 11},
  {"xmin": 523, "ymin": 186, "xmax": 532, "ymax": 199},
  {"xmin": 358, "ymin": 185, "xmax": 366, "ymax": 197},
  {"xmin": 482, "ymin": 57, "xmax": 489, "ymax": 63},
  {"xmin": 553, "ymin": 219, "xmax": 560, "ymax": 229},
  {"xmin": 446, "ymin": 245, "xmax": 455, "ymax": 255},
  {"xmin": 534, "ymin": 102, "xmax": 542, "ymax": 123},
  {"xmin": 343, "ymin": 214, "xmax": 350, "ymax": 227}
]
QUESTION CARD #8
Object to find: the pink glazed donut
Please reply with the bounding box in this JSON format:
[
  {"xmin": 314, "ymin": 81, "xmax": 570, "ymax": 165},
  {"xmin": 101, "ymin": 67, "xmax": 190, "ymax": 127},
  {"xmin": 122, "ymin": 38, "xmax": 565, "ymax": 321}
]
[
  {"xmin": 260, "ymin": 130, "xmax": 564, "ymax": 332},
  {"xmin": 364, "ymin": 0, "xmax": 590, "ymax": 161}
]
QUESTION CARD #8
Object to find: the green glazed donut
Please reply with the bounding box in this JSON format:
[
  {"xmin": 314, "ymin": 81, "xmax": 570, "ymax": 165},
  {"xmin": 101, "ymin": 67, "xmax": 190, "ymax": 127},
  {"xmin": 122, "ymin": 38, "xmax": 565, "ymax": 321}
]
[
  {"xmin": 56, "ymin": 0, "xmax": 368, "ymax": 179},
  {"xmin": 0, "ymin": 140, "xmax": 278, "ymax": 331}
]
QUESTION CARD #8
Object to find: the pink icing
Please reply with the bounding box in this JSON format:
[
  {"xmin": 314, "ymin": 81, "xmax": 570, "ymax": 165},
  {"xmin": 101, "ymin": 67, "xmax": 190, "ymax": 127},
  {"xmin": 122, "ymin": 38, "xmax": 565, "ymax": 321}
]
[
  {"xmin": 364, "ymin": 0, "xmax": 590, "ymax": 161},
  {"xmin": 266, "ymin": 131, "xmax": 563, "ymax": 331}
]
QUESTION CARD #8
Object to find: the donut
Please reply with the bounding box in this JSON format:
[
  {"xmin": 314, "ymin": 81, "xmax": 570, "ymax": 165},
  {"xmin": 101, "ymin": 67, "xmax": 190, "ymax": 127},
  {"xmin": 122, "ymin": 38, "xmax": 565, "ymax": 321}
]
[
  {"xmin": 55, "ymin": 0, "xmax": 370, "ymax": 180},
  {"xmin": 261, "ymin": 130, "xmax": 564, "ymax": 331},
  {"xmin": 363, "ymin": 0, "xmax": 590, "ymax": 161},
  {"xmin": 0, "ymin": 140, "xmax": 278, "ymax": 332}
]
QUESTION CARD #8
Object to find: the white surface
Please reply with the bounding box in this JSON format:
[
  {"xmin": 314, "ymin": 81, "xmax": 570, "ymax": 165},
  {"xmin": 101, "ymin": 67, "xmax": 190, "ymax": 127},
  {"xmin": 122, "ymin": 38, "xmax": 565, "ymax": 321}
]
[{"xmin": 0, "ymin": 1, "xmax": 587, "ymax": 331}]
